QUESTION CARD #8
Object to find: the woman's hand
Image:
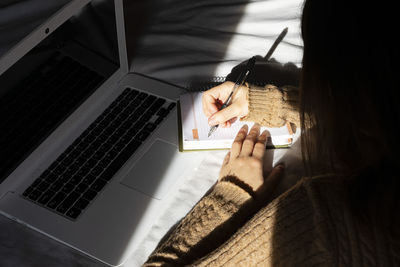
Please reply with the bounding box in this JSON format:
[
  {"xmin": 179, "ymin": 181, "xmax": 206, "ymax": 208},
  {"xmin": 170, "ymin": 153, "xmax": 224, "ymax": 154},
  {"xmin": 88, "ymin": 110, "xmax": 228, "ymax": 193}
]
[
  {"xmin": 202, "ymin": 81, "xmax": 249, "ymax": 128},
  {"xmin": 219, "ymin": 124, "xmax": 284, "ymax": 200}
]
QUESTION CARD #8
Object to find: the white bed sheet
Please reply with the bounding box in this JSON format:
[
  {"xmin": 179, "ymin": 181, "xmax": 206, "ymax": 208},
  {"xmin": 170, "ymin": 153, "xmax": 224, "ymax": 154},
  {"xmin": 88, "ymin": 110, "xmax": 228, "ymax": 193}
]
[{"xmin": 130, "ymin": 0, "xmax": 304, "ymax": 88}]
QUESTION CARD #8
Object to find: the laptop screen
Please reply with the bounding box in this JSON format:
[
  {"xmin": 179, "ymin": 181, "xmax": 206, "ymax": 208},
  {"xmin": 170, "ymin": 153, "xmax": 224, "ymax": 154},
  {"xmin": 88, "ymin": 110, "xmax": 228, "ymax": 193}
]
[{"xmin": 0, "ymin": 0, "xmax": 120, "ymax": 183}]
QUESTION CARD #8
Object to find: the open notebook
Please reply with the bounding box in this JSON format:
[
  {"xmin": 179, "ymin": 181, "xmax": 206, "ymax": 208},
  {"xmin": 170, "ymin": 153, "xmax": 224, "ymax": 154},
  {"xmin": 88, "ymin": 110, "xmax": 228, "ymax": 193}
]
[{"xmin": 178, "ymin": 91, "xmax": 294, "ymax": 151}]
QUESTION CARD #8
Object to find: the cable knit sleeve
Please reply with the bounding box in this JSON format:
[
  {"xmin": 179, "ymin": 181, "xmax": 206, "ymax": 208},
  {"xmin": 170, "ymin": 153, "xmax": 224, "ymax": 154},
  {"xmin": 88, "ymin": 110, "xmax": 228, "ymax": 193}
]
[
  {"xmin": 143, "ymin": 180, "xmax": 255, "ymax": 267},
  {"xmin": 241, "ymin": 84, "xmax": 300, "ymax": 128}
]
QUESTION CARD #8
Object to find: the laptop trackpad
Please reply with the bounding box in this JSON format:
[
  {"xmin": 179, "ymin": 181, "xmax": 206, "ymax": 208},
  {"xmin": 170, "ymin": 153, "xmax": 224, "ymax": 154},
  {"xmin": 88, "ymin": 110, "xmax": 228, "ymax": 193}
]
[{"xmin": 121, "ymin": 140, "xmax": 189, "ymax": 200}]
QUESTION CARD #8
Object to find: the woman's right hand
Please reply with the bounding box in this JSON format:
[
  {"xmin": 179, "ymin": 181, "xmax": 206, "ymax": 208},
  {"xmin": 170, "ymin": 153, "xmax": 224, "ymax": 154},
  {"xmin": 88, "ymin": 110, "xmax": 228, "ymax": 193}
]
[{"xmin": 202, "ymin": 81, "xmax": 249, "ymax": 128}]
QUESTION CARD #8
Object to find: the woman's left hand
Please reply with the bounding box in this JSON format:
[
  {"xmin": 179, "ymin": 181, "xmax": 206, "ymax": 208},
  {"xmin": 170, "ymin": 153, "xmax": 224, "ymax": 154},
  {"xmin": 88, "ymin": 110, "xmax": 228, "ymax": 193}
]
[{"xmin": 219, "ymin": 123, "xmax": 284, "ymax": 199}]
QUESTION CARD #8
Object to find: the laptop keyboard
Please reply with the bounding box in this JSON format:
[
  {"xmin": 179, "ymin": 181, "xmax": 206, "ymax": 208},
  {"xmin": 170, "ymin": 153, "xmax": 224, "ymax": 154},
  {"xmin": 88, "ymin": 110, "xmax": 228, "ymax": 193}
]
[{"xmin": 22, "ymin": 87, "xmax": 176, "ymax": 220}]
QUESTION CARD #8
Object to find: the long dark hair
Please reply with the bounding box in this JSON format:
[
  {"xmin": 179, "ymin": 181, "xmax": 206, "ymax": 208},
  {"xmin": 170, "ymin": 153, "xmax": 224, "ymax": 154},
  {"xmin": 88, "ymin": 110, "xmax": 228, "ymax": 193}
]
[{"xmin": 300, "ymin": 0, "xmax": 399, "ymax": 225}]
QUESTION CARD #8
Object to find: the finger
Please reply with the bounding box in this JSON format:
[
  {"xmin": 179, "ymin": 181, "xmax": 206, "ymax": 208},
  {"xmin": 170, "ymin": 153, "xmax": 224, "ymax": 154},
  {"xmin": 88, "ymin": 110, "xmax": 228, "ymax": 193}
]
[
  {"xmin": 208, "ymin": 103, "xmax": 241, "ymax": 126},
  {"xmin": 257, "ymin": 164, "xmax": 285, "ymax": 199},
  {"xmin": 202, "ymin": 82, "xmax": 234, "ymax": 117},
  {"xmin": 222, "ymin": 151, "xmax": 230, "ymax": 166},
  {"xmin": 229, "ymin": 117, "xmax": 238, "ymax": 124},
  {"xmin": 202, "ymin": 92, "xmax": 219, "ymax": 118},
  {"xmin": 230, "ymin": 124, "xmax": 248, "ymax": 159},
  {"xmin": 225, "ymin": 117, "xmax": 237, "ymax": 128},
  {"xmin": 252, "ymin": 130, "xmax": 268, "ymax": 160},
  {"xmin": 240, "ymin": 124, "xmax": 261, "ymax": 157},
  {"xmin": 220, "ymin": 117, "xmax": 236, "ymax": 128}
]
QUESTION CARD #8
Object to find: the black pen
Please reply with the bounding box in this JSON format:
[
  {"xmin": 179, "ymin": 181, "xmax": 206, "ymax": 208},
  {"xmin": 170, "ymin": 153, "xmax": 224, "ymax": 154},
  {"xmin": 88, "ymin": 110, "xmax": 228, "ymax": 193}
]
[
  {"xmin": 208, "ymin": 56, "xmax": 256, "ymax": 137},
  {"xmin": 264, "ymin": 27, "xmax": 288, "ymax": 60}
]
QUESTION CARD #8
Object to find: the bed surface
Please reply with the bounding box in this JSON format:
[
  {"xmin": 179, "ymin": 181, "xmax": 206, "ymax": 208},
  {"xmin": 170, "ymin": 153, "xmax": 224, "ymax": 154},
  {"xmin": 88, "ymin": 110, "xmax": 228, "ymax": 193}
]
[{"xmin": 0, "ymin": 0, "xmax": 304, "ymax": 266}]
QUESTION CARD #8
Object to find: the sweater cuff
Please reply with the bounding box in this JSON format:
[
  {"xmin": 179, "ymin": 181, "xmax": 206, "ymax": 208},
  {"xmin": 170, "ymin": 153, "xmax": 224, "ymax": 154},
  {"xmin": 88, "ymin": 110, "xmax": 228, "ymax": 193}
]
[
  {"xmin": 211, "ymin": 180, "xmax": 254, "ymax": 211},
  {"xmin": 242, "ymin": 84, "xmax": 300, "ymax": 127}
]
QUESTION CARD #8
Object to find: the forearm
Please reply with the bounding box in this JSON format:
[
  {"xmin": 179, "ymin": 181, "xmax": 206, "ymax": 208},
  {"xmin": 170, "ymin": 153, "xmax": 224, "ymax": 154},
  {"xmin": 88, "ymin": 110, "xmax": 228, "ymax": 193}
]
[
  {"xmin": 242, "ymin": 84, "xmax": 300, "ymax": 127},
  {"xmin": 143, "ymin": 181, "xmax": 255, "ymax": 266}
]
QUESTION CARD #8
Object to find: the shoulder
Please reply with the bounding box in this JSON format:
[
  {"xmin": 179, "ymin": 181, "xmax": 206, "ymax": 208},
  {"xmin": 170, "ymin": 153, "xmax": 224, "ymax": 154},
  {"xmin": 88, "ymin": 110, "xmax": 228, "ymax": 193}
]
[{"xmin": 252, "ymin": 174, "xmax": 345, "ymax": 266}]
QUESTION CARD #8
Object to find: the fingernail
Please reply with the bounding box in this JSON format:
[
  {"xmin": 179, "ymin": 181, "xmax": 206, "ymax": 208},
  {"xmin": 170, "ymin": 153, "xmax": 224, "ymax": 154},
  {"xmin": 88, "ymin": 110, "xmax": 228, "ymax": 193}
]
[{"xmin": 209, "ymin": 118, "xmax": 217, "ymax": 125}]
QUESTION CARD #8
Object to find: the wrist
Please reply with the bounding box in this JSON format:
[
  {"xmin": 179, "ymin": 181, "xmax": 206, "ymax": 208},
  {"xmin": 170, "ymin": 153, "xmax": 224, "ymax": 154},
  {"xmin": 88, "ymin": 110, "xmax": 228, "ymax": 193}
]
[{"xmin": 220, "ymin": 175, "xmax": 258, "ymax": 200}]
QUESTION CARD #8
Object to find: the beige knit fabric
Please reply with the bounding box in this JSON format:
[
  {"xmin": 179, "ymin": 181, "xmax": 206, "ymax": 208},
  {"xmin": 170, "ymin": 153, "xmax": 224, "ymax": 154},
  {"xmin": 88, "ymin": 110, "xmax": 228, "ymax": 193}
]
[
  {"xmin": 143, "ymin": 176, "xmax": 400, "ymax": 267},
  {"xmin": 242, "ymin": 84, "xmax": 300, "ymax": 127}
]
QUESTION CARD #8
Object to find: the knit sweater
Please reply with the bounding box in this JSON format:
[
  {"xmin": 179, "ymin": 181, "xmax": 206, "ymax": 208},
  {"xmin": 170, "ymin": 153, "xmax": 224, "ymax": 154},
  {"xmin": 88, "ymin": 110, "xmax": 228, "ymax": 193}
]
[
  {"xmin": 242, "ymin": 84, "xmax": 300, "ymax": 128},
  {"xmin": 143, "ymin": 85, "xmax": 399, "ymax": 266}
]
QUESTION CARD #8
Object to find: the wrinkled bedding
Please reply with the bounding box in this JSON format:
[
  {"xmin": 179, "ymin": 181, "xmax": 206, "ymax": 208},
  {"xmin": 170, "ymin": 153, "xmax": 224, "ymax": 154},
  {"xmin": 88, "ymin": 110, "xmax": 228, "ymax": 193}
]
[{"xmin": 129, "ymin": 0, "xmax": 304, "ymax": 87}]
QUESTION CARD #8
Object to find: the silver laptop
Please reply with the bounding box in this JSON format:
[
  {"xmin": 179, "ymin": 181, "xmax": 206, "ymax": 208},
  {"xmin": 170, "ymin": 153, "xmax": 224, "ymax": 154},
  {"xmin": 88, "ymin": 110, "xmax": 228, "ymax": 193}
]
[{"xmin": 0, "ymin": 0, "xmax": 202, "ymax": 265}]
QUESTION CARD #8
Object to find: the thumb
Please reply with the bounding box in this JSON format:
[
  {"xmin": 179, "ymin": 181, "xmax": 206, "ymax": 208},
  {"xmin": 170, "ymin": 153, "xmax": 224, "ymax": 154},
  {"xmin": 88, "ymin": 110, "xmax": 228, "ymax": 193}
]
[
  {"xmin": 208, "ymin": 104, "xmax": 241, "ymax": 126},
  {"xmin": 256, "ymin": 164, "xmax": 285, "ymax": 200}
]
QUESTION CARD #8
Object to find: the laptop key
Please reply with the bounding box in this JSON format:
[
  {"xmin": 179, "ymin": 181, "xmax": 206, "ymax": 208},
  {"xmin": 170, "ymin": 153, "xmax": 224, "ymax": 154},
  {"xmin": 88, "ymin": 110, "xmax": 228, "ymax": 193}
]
[
  {"xmin": 28, "ymin": 190, "xmax": 42, "ymax": 201},
  {"xmin": 83, "ymin": 189, "xmax": 97, "ymax": 201},
  {"xmin": 104, "ymin": 150, "xmax": 118, "ymax": 161},
  {"xmin": 76, "ymin": 167, "xmax": 90, "ymax": 177},
  {"xmin": 58, "ymin": 173, "xmax": 72, "ymax": 183},
  {"xmin": 139, "ymin": 112, "xmax": 153, "ymax": 122},
  {"xmin": 69, "ymin": 175, "xmax": 83, "ymax": 185},
  {"xmin": 50, "ymin": 181, "xmax": 64, "ymax": 192},
  {"xmin": 99, "ymin": 143, "xmax": 112, "ymax": 153},
  {"xmin": 91, "ymin": 166, "xmax": 104, "ymax": 176},
  {"xmin": 144, "ymin": 122, "xmax": 157, "ymax": 132},
  {"xmin": 149, "ymin": 98, "xmax": 166, "ymax": 113},
  {"xmin": 113, "ymin": 140, "xmax": 126, "ymax": 152},
  {"xmin": 126, "ymin": 89, "xmax": 138, "ymax": 100},
  {"xmin": 91, "ymin": 179, "xmax": 107, "ymax": 192},
  {"xmin": 74, "ymin": 198, "xmax": 90, "ymax": 210},
  {"xmin": 37, "ymin": 190, "xmax": 56, "ymax": 205},
  {"xmin": 167, "ymin": 102, "xmax": 176, "ymax": 110},
  {"xmin": 154, "ymin": 116, "xmax": 164, "ymax": 125},
  {"xmin": 135, "ymin": 130, "xmax": 150, "ymax": 142},
  {"xmin": 83, "ymin": 158, "xmax": 97, "ymax": 169},
  {"xmin": 137, "ymin": 92, "xmax": 148, "ymax": 100},
  {"xmin": 82, "ymin": 174, "xmax": 97, "ymax": 185},
  {"xmin": 36, "ymin": 181, "xmax": 51, "ymax": 192},
  {"xmin": 75, "ymin": 183, "xmax": 89, "ymax": 194},
  {"xmin": 56, "ymin": 192, "xmax": 80, "ymax": 214},
  {"xmin": 45, "ymin": 172, "xmax": 58, "ymax": 183},
  {"xmin": 133, "ymin": 120, "xmax": 145, "ymax": 130},
  {"xmin": 61, "ymin": 183, "xmax": 75, "ymax": 194},
  {"xmin": 53, "ymin": 166, "xmax": 65, "ymax": 175},
  {"xmin": 66, "ymin": 207, "xmax": 82, "ymax": 219},
  {"xmin": 75, "ymin": 156, "xmax": 87, "ymax": 165},
  {"xmin": 142, "ymin": 95, "xmax": 156, "ymax": 109},
  {"xmin": 47, "ymin": 192, "xmax": 67, "ymax": 209},
  {"xmin": 156, "ymin": 108, "xmax": 169, "ymax": 117}
]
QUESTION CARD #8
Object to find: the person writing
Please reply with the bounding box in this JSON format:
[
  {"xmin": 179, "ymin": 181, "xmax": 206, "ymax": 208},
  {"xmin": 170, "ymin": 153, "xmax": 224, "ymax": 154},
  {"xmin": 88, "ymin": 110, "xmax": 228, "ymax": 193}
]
[{"xmin": 143, "ymin": 0, "xmax": 400, "ymax": 265}]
